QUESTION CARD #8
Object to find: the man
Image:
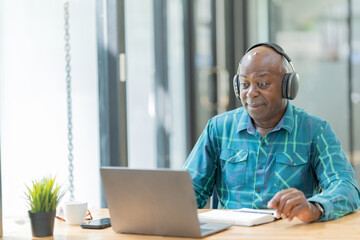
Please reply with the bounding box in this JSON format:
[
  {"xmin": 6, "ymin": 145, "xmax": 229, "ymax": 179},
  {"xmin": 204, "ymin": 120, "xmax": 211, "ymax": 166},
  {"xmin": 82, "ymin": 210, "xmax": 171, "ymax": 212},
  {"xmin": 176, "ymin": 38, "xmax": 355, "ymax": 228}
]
[{"xmin": 183, "ymin": 42, "xmax": 360, "ymax": 222}]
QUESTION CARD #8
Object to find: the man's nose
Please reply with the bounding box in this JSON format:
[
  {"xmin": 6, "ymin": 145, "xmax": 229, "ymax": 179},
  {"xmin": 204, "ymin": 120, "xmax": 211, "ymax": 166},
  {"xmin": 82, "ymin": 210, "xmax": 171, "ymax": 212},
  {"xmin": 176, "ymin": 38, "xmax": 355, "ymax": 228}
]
[{"xmin": 246, "ymin": 84, "xmax": 259, "ymax": 98}]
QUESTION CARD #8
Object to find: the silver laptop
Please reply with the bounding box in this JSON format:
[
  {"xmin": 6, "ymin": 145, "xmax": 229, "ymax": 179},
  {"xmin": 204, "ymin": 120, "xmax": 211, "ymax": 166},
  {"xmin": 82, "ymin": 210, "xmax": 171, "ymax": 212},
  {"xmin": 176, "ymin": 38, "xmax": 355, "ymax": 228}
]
[{"xmin": 100, "ymin": 167, "xmax": 232, "ymax": 238}]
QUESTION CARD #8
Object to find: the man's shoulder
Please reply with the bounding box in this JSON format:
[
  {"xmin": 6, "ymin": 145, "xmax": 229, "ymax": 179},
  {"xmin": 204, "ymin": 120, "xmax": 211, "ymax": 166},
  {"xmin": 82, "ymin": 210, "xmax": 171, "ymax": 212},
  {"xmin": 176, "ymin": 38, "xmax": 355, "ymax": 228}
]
[{"xmin": 291, "ymin": 104, "xmax": 328, "ymax": 127}]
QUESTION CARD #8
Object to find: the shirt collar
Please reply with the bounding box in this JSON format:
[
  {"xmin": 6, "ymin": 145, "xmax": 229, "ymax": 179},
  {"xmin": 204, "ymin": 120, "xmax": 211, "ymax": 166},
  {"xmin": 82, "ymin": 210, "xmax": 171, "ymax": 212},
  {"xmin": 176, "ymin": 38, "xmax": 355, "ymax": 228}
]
[
  {"xmin": 237, "ymin": 109, "xmax": 250, "ymax": 133},
  {"xmin": 279, "ymin": 102, "xmax": 294, "ymax": 134},
  {"xmin": 236, "ymin": 102, "xmax": 294, "ymax": 134}
]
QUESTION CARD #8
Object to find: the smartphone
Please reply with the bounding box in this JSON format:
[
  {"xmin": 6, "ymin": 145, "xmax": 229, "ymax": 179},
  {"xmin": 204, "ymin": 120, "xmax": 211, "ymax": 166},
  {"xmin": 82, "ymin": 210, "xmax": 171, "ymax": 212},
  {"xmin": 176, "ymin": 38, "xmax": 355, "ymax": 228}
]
[{"xmin": 80, "ymin": 218, "xmax": 111, "ymax": 229}]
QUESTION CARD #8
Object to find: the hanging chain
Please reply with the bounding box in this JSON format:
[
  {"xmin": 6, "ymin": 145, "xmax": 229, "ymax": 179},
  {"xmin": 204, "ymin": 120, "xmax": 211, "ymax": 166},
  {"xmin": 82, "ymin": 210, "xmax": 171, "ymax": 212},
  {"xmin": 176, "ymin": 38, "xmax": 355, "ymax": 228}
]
[{"xmin": 64, "ymin": 0, "xmax": 75, "ymax": 201}]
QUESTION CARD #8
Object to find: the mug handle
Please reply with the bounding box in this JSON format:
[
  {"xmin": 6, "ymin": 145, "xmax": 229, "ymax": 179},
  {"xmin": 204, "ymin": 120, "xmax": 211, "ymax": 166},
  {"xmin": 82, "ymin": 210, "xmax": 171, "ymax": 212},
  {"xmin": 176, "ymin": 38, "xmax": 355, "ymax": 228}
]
[{"xmin": 56, "ymin": 209, "xmax": 93, "ymax": 222}]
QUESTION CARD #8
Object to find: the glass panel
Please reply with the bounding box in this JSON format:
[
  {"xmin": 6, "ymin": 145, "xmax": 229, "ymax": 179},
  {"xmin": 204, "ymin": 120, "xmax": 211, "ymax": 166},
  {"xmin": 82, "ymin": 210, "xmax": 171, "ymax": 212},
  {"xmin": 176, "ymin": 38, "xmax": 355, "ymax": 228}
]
[
  {"xmin": 125, "ymin": 0, "xmax": 156, "ymax": 168},
  {"xmin": 352, "ymin": 0, "xmax": 360, "ymax": 183},
  {"xmin": 193, "ymin": 0, "xmax": 216, "ymax": 138},
  {"xmin": 0, "ymin": 0, "xmax": 99, "ymax": 217},
  {"xmin": 125, "ymin": 0, "xmax": 186, "ymax": 169},
  {"xmin": 167, "ymin": 0, "xmax": 187, "ymax": 169},
  {"xmin": 269, "ymin": 0, "xmax": 350, "ymax": 154}
]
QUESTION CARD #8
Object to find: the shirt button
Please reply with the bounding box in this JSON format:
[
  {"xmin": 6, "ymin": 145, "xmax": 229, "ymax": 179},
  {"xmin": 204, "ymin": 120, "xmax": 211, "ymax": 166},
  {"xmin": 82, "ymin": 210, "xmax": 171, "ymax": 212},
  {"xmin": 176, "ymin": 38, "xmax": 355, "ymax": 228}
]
[
  {"xmin": 256, "ymin": 189, "xmax": 260, "ymax": 193},
  {"xmin": 262, "ymin": 141, "xmax": 266, "ymax": 146},
  {"xmin": 259, "ymin": 165, "xmax": 263, "ymax": 169}
]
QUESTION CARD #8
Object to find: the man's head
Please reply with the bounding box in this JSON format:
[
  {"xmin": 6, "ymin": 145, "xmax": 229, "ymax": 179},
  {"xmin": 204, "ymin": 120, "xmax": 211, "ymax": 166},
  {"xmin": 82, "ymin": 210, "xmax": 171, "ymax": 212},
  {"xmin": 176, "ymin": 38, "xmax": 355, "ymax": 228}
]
[{"xmin": 236, "ymin": 43, "xmax": 293, "ymax": 125}]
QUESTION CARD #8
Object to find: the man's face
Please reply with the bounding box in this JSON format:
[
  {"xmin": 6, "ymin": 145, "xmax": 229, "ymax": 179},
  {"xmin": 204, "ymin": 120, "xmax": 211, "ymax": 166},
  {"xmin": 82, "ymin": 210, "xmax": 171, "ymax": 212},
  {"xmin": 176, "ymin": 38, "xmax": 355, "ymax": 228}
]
[{"xmin": 239, "ymin": 47, "xmax": 287, "ymax": 124}]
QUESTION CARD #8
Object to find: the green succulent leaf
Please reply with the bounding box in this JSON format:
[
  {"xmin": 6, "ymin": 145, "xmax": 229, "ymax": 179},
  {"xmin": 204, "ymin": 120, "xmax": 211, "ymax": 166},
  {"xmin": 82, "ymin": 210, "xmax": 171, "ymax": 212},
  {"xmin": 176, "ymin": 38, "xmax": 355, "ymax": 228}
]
[{"xmin": 24, "ymin": 176, "xmax": 66, "ymax": 213}]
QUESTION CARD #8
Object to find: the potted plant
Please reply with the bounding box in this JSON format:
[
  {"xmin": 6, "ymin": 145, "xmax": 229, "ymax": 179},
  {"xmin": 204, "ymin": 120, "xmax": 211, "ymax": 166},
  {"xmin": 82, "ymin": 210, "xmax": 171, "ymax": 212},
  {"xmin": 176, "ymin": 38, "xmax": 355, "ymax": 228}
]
[{"xmin": 25, "ymin": 176, "xmax": 66, "ymax": 237}]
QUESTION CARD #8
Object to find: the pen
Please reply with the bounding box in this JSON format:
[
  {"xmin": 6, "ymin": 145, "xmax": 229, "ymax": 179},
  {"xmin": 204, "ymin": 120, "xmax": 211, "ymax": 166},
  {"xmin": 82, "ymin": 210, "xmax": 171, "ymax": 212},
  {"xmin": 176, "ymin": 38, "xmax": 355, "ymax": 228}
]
[{"xmin": 234, "ymin": 210, "xmax": 275, "ymax": 215}]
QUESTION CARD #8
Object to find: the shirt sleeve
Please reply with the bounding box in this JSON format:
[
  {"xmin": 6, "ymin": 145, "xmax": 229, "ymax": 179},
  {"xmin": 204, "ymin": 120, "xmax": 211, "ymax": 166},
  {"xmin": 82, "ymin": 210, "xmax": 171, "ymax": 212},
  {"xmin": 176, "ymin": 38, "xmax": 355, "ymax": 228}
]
[
  {"xmin": 307, "ymin": 121, "xmax": 360, "ymax": 221},
  {"xmin": 183, "ymin": 119, "xmax": 218, "ymax": 208}
]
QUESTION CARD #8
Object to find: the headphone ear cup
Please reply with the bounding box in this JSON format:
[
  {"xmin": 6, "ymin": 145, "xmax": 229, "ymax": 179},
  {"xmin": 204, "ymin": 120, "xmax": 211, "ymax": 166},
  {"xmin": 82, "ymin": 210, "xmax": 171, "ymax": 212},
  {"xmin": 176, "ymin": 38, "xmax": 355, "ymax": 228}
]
[
  {"xmin": 282, "ymin": 72, "xmax": 299, "ymax": 100},
  {"xmin": 233, "ymin": 74, "xmax": 241, "ymax": 100},
  {"xmin": 286, "ymin": 72, "xmax": 299, "ymax": 100},
  {"xmin": 282, "ymin": 73, "xmax": 290, "ymax": 99}
]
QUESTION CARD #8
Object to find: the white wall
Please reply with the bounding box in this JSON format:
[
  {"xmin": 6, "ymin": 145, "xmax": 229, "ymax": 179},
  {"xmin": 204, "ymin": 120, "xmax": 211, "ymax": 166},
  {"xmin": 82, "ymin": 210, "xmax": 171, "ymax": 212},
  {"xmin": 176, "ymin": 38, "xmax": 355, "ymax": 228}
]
[{"xmin": 0, "ymin": 0, "xmax": 100, "ymax": 218}]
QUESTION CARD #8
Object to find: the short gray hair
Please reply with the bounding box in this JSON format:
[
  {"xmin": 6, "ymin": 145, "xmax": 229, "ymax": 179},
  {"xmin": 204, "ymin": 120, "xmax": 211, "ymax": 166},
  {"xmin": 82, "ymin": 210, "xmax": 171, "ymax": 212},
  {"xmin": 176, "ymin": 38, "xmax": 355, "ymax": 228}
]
[{"xmin": 237, "ymin": 55, "xmax": 294, "ymax": 74}]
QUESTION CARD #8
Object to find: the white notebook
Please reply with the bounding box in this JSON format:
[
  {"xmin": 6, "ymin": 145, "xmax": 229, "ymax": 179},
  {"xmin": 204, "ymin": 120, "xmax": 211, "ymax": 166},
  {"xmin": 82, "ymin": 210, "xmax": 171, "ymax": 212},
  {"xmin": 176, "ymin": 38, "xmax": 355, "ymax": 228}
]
[{"xmin": 198, "ymin": 208, "xmax": 276, "ymax": 227}]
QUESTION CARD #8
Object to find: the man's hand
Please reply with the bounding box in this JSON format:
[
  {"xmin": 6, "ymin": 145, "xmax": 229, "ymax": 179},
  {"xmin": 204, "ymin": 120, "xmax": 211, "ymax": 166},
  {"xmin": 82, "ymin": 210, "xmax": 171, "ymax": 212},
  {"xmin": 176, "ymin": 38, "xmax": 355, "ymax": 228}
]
[{"xmin": 267, "ymin": 188, "xmax": 321, "ymax": 223}]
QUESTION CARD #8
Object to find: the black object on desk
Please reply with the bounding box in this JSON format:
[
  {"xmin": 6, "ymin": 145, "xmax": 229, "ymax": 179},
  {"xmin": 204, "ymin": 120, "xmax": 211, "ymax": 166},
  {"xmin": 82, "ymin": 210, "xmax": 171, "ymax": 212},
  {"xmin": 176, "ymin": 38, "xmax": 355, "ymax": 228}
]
[{"xmin": 80, "ymin": 218, "xmax": 111, "ymax": 229}]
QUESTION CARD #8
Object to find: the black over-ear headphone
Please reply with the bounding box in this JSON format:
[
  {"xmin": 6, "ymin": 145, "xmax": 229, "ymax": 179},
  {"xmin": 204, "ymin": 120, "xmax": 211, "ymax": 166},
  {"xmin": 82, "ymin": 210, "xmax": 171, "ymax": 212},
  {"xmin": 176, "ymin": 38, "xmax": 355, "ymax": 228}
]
[{"xmin": 233, "ymin": 42, "xmax": 299, "ymax": 100}]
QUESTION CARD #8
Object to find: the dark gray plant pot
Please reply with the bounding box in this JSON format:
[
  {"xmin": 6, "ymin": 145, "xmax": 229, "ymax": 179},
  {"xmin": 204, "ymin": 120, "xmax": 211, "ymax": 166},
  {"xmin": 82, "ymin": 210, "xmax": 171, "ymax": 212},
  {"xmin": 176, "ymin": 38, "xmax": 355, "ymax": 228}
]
[{"xmin": 28, "ymin": 210, "xmax": 56, "ymax": 237}]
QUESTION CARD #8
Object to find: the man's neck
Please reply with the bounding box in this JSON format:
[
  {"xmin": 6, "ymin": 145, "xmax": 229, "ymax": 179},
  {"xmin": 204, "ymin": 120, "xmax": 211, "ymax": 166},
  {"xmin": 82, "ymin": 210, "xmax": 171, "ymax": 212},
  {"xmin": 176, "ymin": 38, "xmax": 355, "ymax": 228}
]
[
  {"xmin": 252, "ymin": 108, "xmax": 287, "ymax": 138},
  {"xmin": 254, "ymin": 124, "xmax": 275, "ymax": 138}
]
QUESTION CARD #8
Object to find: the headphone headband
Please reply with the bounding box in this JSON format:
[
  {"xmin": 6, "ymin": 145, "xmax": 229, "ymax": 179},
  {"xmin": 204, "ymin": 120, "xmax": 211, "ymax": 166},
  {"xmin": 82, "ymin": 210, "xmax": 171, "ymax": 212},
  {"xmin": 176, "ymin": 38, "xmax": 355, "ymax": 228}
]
[{"xmin": 245, "ymin": 42, "xmax": 292, "ymax": 63}]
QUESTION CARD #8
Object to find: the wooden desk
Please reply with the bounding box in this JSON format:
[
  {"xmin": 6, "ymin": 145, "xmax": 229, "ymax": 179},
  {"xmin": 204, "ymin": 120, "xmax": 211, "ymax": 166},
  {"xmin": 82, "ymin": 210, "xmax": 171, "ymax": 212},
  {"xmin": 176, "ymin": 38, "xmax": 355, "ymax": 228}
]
[{"xmin": 4, "ymin": 209, "xmax": 360, "ymax": 239}]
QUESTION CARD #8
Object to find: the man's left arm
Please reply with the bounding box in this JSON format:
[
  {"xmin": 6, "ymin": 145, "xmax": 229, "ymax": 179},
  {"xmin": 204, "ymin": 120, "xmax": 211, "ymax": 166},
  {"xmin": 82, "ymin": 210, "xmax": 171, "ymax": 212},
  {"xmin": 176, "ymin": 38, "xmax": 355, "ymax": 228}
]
[
  {"xmin": 269, "ymin": 121, "xmax": 360, "ymax": 222},
  {"xmin": 306, "ymin": 121, "xmax": 360, "ymax": 221}
]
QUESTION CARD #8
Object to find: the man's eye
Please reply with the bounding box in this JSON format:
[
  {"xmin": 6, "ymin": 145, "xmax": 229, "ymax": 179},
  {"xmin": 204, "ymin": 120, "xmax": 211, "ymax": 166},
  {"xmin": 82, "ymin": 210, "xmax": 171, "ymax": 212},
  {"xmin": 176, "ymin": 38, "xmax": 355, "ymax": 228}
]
[
  {"xmin": 240, "ymin": 82, "xmax": 249, "ymax": 89},
  {"xmin": 258, "ymin": 82, "xmax": 268, "ymax": 88}
]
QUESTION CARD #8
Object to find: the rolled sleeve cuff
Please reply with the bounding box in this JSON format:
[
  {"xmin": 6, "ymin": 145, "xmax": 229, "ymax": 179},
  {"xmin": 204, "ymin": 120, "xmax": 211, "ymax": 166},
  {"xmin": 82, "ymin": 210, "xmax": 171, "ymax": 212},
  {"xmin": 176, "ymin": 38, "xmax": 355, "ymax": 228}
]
[{"xmin": 307, "ymin": 196, "xmax": 332, "ymax": 222}]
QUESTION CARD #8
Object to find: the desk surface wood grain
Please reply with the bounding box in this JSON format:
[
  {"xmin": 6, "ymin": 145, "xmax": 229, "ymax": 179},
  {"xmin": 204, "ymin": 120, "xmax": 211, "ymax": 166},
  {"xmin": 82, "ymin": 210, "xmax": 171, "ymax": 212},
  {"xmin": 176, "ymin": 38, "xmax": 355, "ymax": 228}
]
[{"xmin": 5, "ymin": 209, "xmax": 360, "ymax": 239}]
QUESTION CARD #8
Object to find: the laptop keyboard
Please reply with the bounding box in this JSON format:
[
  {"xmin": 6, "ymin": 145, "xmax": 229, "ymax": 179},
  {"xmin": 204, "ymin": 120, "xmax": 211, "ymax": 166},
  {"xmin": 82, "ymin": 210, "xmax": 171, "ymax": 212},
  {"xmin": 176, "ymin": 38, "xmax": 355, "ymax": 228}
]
[
  {"xmin": 200, "ymin": 222, "xmax": 215, "ymax": 234},
  {"xmin": 199, "ymin": 221, "xmax": 231, "ymax": 236},
  {"xmin": 201, "ymin": 227, "xmax": 213, "ymax": 234}
]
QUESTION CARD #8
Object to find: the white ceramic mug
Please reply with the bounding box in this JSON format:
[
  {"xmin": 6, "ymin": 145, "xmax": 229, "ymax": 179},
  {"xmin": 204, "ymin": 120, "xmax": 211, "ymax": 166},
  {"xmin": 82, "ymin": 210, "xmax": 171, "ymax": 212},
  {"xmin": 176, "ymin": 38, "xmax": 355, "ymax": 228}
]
[{"xmin": 62, "ymin": 201, "xmax": 88, "ymax": 225}]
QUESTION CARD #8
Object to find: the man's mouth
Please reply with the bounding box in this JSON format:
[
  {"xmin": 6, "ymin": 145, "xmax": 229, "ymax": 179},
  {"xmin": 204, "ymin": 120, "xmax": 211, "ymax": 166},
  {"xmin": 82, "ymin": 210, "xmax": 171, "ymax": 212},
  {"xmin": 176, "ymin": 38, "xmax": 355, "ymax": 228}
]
[{"xmin": 247, "ymin": 103, "xmax": 264, "ymax": 108}]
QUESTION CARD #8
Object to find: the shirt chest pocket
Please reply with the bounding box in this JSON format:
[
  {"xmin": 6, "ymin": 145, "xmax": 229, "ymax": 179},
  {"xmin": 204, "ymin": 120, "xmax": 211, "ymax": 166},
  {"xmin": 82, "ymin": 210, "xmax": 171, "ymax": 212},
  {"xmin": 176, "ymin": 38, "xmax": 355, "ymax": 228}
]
[
  {"xmin": 274, "ymin": 153, "xmax": 309, "ymax": 190},
  {"xmin": 219, "ymin": 149, "xmax": 248, "ymax": 187}
]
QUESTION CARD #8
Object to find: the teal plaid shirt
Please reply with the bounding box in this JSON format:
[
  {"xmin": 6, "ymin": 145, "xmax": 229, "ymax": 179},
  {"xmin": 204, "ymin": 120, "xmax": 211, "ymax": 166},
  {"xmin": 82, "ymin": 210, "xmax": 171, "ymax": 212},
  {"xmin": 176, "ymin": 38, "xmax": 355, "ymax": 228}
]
[{"xmin": 184, "ymin": 103, "xmax": 360, "ymax": 221}]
